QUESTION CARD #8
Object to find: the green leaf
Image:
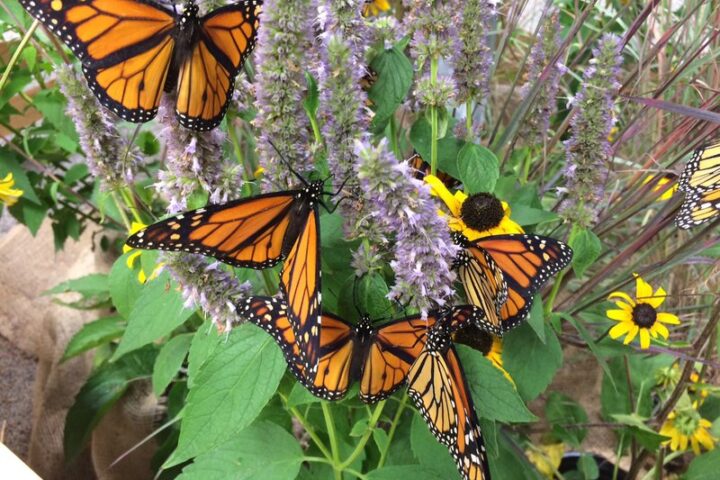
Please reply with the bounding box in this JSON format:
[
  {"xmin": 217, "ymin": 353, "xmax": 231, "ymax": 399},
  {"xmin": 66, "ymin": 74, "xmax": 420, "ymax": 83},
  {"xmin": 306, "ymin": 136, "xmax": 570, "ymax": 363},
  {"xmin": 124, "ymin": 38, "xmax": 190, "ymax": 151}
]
[
  {"xmin": 458, "ymin": 345, "xmax": 537, "ymax": 422},
  {"xmin": 8, "ymin": 200, "xmax": 48, "ymax": 236},
  {"xmin": 108, "ymin": 252, "xmax": 144, "ymax": 319},
  {"xmin": 410, "ymin": 413, "xmax": 458, "ymax": 477},
  {"xmin": 303, "ymin": 71, "xmax": 320, "ymax": 119},
  {"xmin": 545, "ymin": 392, "xmax": 588, "ymax": 447},
  {"xmin": 569, "ymin": 228, "xmax": 602, "ymax": 277},
  {"xmin": 64, "ymin": 345, "xmax": 157, "ymax": 461},
  {"xmin": 685, "ymin": 449, "xmax": 720, "ymax": 480},
  {"xmin": 527, "ymin": 297, "xmax": 546, "ymax": 343},
  {"xmin": 112, "ymin": 272, "xmax": 194, "ymax": 360},
  {"xmin": 287, "ymin": 381, "xmax": 318, "ymax": 408},
  {"xmin": 187, "ymin": 321, "xmax": 224, "ymax": 389},
  {"xmin": 373, "ymin": 428, "xmax": 390, "ymax": 453},
  {"xmin": 577, "ymin": 454, "xmax": 599, "ymax": 480},
  {"xmin": 503, "ymin": 322, "xmax": 563, "ymax": 402},
  {"xmin": 368, "ymin": 47, "xmax": 413, "ymax": 132},
  {"xmin": 136, "ymin": 131, "xmax": 161, "ymax": 155},
  {"xmin": 178, "ymin": 421, "xmax": 303, "ymax": 480},
  {"xmin": 409, "ymin": 118, "xmax": 465, "ymax": 179},
  {"xmin": 350, "ymin": 418, "xmax": 370, "ymax": 437},
  {"xmin": 600, "ymin": 354, "xmax": 673, "ymax": 419},
  {"xmin": 458, "ymin": 143, "xmax": 499, "ymax": 194},
  {"xmin": 489, "ymin": 432, "xmax": 543, "ymax": 479},
  {"xmin": 33, "ymin": 89, "xmax": 79, "ymax": 149},
  {"xmin": 165, "ymin": 324, "xmax": 286, "ymax": 467},
  {"xmin": 368, "ymin": 465, "xmax": 449, "ymax": 480},
  {"xmin": 62, "ymin": 316, "xmax": 125, "ymax": 361},
  {"xmin": 153, "ymin": 334, "xmax": 193, "ymax": 396},
  {"xmin": 611, "ymin": 414, "xmax": 670, "ymax": 451},
  {"xmin": 506, "ymin": 204, "xmax": 559, "ymax": 226},
  {"xmin": 44, "ymin": 273, "xmax": 109, "ymax": 296},
  {"xmin": 64, "ymin": 163, "xmax": 89, "ymax": 185}
]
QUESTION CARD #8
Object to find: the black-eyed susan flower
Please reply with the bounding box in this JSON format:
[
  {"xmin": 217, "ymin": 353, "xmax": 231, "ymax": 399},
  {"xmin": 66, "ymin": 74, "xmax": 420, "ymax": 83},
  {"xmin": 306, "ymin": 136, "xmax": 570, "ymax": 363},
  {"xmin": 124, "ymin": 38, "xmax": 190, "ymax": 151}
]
[
  {"xmin": 424, "ymin": 174, "xmax": 524, "ymax": 240},
  {"xmin": 0, "ymin": 173, "xmax": 23, "ymax": 207},
  {"xmin": 659, "ymin": 404, "xmax": 716, "ymax": 454},
  {"xmin": 642, "ymin": 174, "xmax": 677, "ymax": 202},
  {"xmin": 362, "ymin": 0, "xmax": 391, "ymax": 17},
  {"xmin": 607, "ymin": 274, "xmax": 680, "ymax": 349}
]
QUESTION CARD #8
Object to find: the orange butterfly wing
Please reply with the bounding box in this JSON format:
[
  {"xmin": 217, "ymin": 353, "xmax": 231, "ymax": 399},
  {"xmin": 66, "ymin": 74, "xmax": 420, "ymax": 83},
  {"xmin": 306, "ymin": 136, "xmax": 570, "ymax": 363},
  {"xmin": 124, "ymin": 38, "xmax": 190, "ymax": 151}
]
[
  {"xmin": 21, "ymin": 0, "xmax": 176, "ymax": 123},
  {"xmin": 470, "ymin": 234, "xmax": 572, "ymax": 333},
  {"xmin": 280, "ymin": 209, "xmax": 322, "ymax": 374},
  {"xmin": 407, "ymin": 326, "xmax": 491, "ymax": 480},
  {"xmin": 126, "ymin": 191, "xmax": 303, "ymax": 269},
  {"xmin": 176, "ymin": 2, "xmax": 262, "ymax": 130}
]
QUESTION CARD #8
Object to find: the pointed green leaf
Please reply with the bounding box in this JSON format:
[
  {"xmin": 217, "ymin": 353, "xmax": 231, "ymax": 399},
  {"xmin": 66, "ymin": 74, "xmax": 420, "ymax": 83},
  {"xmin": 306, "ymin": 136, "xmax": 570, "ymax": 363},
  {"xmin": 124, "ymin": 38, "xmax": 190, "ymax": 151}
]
[
  {"xmin": 153, "ymin": 334, "xmax": 193, "ymax": 396},
  {"xmin": 62, "ymin": 315, "xmax": 125, "ymax": 361}
]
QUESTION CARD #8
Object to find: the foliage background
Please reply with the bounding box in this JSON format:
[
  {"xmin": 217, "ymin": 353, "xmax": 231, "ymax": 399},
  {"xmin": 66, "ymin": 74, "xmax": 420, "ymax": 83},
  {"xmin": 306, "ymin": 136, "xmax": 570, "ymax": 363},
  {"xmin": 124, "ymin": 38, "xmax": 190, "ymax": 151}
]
[{"xmin": 0, "ymin": 0, "xmax": 719, "ymax": 479}]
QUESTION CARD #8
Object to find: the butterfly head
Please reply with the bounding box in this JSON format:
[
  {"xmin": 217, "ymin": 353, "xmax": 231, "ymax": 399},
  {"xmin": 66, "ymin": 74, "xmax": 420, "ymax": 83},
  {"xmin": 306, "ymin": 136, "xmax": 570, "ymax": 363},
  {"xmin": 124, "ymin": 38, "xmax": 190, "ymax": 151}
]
[
  {"xmin": 307, "ymin": 180, "xmax": 325, "ymax": 201},
  {"xmin": 180, "ymin": 1, "xmax": 199, "ymax": 29}
]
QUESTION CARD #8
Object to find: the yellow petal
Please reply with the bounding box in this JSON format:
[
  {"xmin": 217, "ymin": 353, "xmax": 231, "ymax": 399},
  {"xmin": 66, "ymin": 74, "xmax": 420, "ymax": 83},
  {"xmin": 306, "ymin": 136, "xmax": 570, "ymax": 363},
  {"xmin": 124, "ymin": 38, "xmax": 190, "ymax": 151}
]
[
  {"xmin": 126, "ymin": 250, "xmax": 142, "ymax": 268},
  {"xmin": 691, "ymin": 438, "xmax": 701, "ymax": 455},
  {"xmin": 607, "ymin": 309, "xmax": 632, "ymax": 322},
  {"xmin": 639, "ymin": 328, "xmax": 651, "ymax": 349},
  {"xmin": 425, "ymin": 175, "xmax": 462, "ymax": 216},
  {"xmin": 608, "ymin": 291, "xmax": 636, "ymax": 307},
  {"xmin": 669, "ymin": 432, "xmax": 680, "ymax": 451},
  {"xmin": 644, "ymin": 286, "xmax": 666, "ymax": 308},
  {"xmin": 609, "ymin": 321, "xmax": 633, "ymax": 339},
  {"xmin": 679, "ymin": 435, "xmax": 689, "ymax": 452},
  {"xmin": 650, "ymin": 322, "xmax": 669, "ymax": 339},
  {"xmin": 696, "ymin": 429, "xmax": 716, "ymax": 451},
  {"xmin": 624, "ymin": 324, "xmax": 639, "ymax": 344},
  {"xmin": 634, "ymin": 273, "xmax": 653, "ymax": 301},
  {"xmin": 657, "ymin": 312, "xmax": 680, "ymax": 325}
]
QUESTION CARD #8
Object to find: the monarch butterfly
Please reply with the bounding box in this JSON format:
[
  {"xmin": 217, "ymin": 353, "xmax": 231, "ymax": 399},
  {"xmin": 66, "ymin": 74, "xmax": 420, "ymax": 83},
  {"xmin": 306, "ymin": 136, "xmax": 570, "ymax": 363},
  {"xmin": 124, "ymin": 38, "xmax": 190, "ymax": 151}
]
[
  {"xmin": 407, "ymin": 321, "xmax": 492, "ymax": 480},
  {"xmin": 453, "ymin": 232, "xmax": 572, "ymax": 335},
  {"xmin": 20, "ymin": 0, "xmax": 262, "ymax": 131},
  {"xmin": 676, "ymin": 141, "xmax": 720, "ymax": 229},
  {"xmin": 242, "ymin": 296, "xmax": 488, "ymax": 403},
  {"xmin": 126, "ymin": 180, "xmax": 326, "ymax": 373}
]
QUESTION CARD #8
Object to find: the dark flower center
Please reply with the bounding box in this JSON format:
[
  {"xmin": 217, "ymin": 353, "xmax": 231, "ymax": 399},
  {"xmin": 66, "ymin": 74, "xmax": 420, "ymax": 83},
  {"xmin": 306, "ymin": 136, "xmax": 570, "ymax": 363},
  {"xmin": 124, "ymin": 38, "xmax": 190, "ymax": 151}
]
[
  {"xmin": 460, "ymin": 193, "xmax": 505, "ymax": 232},
  {"xmin": 632, "ymin": 303, "xmax": 657, "ymax": 328},
  {"xmin": 454, "ymin": 327, "xmax": 493, "ymax": 356}
]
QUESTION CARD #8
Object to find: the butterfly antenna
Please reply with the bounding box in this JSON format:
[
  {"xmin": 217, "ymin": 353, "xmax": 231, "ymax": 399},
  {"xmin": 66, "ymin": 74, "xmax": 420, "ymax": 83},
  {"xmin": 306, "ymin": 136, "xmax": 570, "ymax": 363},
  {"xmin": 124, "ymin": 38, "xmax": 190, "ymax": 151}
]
[
  {"xmin": 328, "ymin": 175, "xmax": 352, "ymax": 198},
  {"xmin": 266, "ymin": 139, "xmax": 309, "ymax": 187}
]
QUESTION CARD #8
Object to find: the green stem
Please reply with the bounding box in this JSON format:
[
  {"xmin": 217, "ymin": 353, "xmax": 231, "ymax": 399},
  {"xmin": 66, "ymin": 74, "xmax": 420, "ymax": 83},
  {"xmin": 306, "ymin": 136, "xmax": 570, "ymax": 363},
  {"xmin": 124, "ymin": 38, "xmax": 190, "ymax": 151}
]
[
  {"xmin": 321, "ymin": 402, "xmax": 342, "ymax": 480},
  {"xmin": 309, "ymin": 112, "xmax": 323, "ymax": 146},
  {"xmin": 281, "ymin": 396, "xmax": 333, "ymax": 461},
  {"xmin": 119, "ymin": 187, "xmax": 143, "ymax": 224},
  {"xmin": 389, "ymin": 115, "xmax": 401, "ymax": 160},
  {"xmin": 338, "ymin": 400, "xmax": 386, "ymax": 470},
  {"xmin": 377, "ymin": 393, "xmax": 408, "ymax": 468},
  {"xmin": 0, "ymin": 20, "xmax": 38, "ymax": 93},
  {"xmin": 465, "ymin": 100, "xmax": 473, "ymax": 140},
  {"xmin": 429, "ymin": 57, "xmax": 439, "ymax": 176},
  {"xmin": 111, "ymin": 192, "xmax": 132, "ymax": 231}
]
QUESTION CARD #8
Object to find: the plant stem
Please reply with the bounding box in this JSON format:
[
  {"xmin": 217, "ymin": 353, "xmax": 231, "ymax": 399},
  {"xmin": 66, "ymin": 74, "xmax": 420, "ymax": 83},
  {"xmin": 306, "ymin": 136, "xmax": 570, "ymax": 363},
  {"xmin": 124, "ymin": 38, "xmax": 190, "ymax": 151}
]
[
  {"xmin": 111, "ymin": 192, "xmax": 132, "ymax": 231},
  {"xmin": 430, "ymin": 57, "xmax": 439, "ymax": 176},
  {"xmin": 466, "ymin": 100, "xmax": 473, "ymax": 139},
  {"xmin": 377, "ymin": 393, "xmax": 408, "ymax": 468},
  {"xmin": 0, "ymin": 20, "xmax": 38, "ymax": 93},
  {"xmin": 321, "ymin": 402, "xmax": 342, "ymax": 480},
  {"xmin": 339, "ymin": 400, "xmax": 386, "ymax": 470},
  {"xmin": 284, "ymin": 401, "xmax": 333, "ymax": 461}
]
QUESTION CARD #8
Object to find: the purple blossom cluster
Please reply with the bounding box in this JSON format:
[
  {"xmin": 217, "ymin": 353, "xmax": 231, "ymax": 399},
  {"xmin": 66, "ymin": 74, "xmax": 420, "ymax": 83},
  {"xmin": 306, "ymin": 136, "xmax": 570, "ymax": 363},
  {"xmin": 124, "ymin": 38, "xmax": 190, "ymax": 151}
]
[
  {"xmin": 519, "ymin": 11, "xmax": 566, "ymax": 145},
  {"xmin": 155, "ymin": 98, "xmax": 242, "ymax": 213},
  {"xmin": 451, "ymin": 0, "xmax": 496, "ymax": 106},
  {"xmin": 254, "ymin": 0, "xmax": 318, "ymax": 188},
  {"xmin": 354, "ymin": 139, "xmax": 458, "ymax": 315},
  {"xmin": 162, "ymin": 253, "xmax": 252, "ymax": 331},
  {"xmin": 57, "ymin": 65, "xmax": 139, "ymax": 188},
  {"xmin": 560, "ymin": 34, "xmax": 623, "ymax": 228}
]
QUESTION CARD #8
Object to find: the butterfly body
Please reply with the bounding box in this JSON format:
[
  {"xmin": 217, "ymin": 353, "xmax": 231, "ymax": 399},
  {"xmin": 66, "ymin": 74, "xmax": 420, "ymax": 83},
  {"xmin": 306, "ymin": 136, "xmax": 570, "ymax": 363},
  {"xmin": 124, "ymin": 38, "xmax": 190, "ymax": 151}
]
[{"xmin": 21, "ymin": 0, "xmax": 262, "ymax": 130}]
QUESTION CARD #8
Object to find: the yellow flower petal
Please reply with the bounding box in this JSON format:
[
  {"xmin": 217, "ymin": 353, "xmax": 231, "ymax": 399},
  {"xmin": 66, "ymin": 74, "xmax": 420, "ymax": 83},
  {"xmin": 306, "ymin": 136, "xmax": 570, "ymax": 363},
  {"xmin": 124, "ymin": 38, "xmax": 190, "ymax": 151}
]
[
  {"xmin": 607, "ymin": 309, "xmax": 632, "ymax": 322},
  {"xmin": 138, "ymin": 269, "xmax": 147, "ymax": 284},
  {"xmin": 609, "ymin": 321, "xmax": 633, "ymax": 339},
  {"xmin": 634, "ymin": 273, "xmax": 653, "ymax": 301},
  {"xmin": 691, "ymin": 438, "xmax": 701, "ymax": 455},
  {"xmin": 608, "ymin": 291, "xmax": 636, "ymax": 307},
  {"xmin": 644, "ymin": 286, "xmax": 666, "ymax": 308},
  {"xmin": 679, "ymin": 435, "xmax": 689, "ymax": 452},
  {"xmin": 624, "ymin": 324, "xmax": 639, "ymax": 344},
  {"xmin": 0, "ymin": 172, "xmax": 24, "ymax": 207},
  {"xmin": 126, "ymin": 250, "xmax": 142, "ymax": 268},
  {"xmin": 656, "ymin": 312, "xmax": 680, "ymax": 325},
  {"xmin": 650, "ymin": 322, "xmax": 669, "ymax": 339},
  {"xmin": 639, "ymin": 328, "xmax": 651, "ymax": 349},
  {"xmin": 425, "ymin": 175, "xmax": 462, "ymax": 216}
]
